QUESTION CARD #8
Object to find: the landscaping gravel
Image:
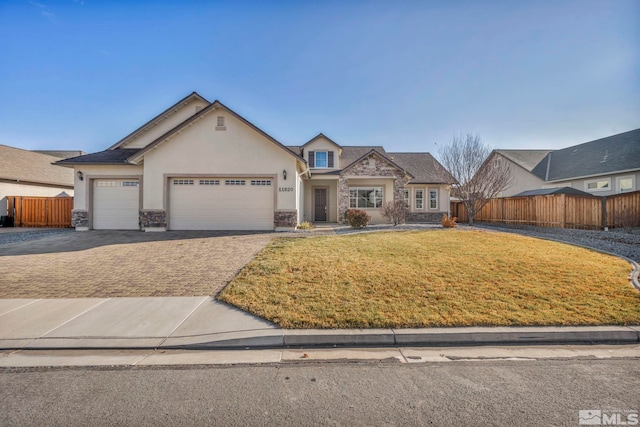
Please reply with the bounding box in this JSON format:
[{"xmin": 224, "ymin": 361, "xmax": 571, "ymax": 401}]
[
  {"xmin": 474, "ymin": 223, "xmax": 640, "ymax": 263},
  {"xmin": 0, "ymin": 229, "xmax": 73, "ymax": 246}
]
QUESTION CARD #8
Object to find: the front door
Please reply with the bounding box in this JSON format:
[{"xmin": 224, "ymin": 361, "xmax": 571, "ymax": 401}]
[{"xmin": 314, "ymin": 188, "xmax": 327, "ymax": 222}]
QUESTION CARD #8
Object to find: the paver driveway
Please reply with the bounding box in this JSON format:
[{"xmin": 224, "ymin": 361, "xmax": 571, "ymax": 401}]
[{"xmin": 0, "ymin": 231, "xmax": 274, "ymax": 298}]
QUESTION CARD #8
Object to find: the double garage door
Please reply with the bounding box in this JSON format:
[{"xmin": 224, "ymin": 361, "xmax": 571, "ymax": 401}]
[
  {"xmin": 92, "ymin": 177, "xmax": 274, "ymax": 230},
  {"xmin": 169, "ymin": 177, "xmax": 274, "ymax": 230}
]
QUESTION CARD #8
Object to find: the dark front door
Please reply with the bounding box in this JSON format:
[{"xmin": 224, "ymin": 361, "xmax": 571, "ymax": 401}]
[{"xmin": 314, "ymin": 188, "xmax": 327, "ymax": 222}]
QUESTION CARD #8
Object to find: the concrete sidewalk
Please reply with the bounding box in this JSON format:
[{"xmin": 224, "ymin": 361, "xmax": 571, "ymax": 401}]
[{"xmin": 1, "ymin": 297, "xmax": 639, "ymax": 350}]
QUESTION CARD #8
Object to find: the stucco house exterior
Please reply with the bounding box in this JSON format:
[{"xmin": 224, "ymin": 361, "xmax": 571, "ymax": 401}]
[
  {"xmin": 0, "ymin": 145, "xmax": 76, "ymax": 219},
  {"xmin": 56, "ymin": 92, "xmax": 454, "ymax": 231},
  {"xmin": 489, "ymin": 128, "xmax": 640, "ymax": 197}
]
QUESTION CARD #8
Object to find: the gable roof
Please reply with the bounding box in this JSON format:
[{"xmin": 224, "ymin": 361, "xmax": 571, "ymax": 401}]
[
  {"xmin": 0, "ymin": 144, "xmax": 74, "ymax": 187},
  {"xmin": 340, "ymin": 146, "xmax": 387, "ymax": 167},
  {"xmin": 531, "ymin": 128, "xmax": 640, "ymax": 181},
  {"xmin": 513, "ymin": 187, "xmax": 594, "ymax": 197},
  {"xmin": 388, "ymin": 152, "xmax": 456, "ymax": 184},
  {"xmin": 300, "ymin": 133, "xmax": 342, "ymax": 150},
  {"xmin": 127, "ymin": 99, "xmax": 304, "ymax": 164},
  {"xmin": 108, "ymin": 92, "xmax": 210, "ymax": 150},
  {"xmin": 340, "ymin": 148, "xmax": 414, "ymax": 179},
  {"xmin": 495, "ymin": 150, "xmax": 552, "ymax": 172}
]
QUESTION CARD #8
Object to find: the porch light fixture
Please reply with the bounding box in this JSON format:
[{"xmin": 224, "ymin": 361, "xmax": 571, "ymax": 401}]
[
  {"xmin": 77, "ymin": 171, "xmax": 84, "ymax": 181},
  {"xmin": 283, "ymin": 169, "xmax": 287, "ymax": 180}
]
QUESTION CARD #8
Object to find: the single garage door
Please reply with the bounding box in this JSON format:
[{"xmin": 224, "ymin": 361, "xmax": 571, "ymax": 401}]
[
  {"xmin": 169, "ymin": 178, "xmax": 274, "ymax": 230},
  {"xmin": 93, "ymin": 179, "xmax": 140, "ymax": 230}
]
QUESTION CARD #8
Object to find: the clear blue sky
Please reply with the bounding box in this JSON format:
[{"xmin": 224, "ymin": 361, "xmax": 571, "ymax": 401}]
[{"xmin": 1, "ymin": 0, "xmax": 638, "ymax": 155}]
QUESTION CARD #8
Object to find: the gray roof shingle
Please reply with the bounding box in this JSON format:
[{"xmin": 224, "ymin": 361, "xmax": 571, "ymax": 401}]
[
  {"xmin": 531, "ymin": 128, "xmax": 640, "ymax": 181},
  {"xmin": 55, "ymin": 149, "xmax": 141, "ymax": 165},
  {"xmin": 513, "ymin": 187, "xmax": 594, "ymax": 197},
  {"xmin": 388, "ymin": 152, "xmax": 456, "ymax": 184},
  {"xmin": 0, "ymin": 144, "xmax": 74, "ymax": 187}
]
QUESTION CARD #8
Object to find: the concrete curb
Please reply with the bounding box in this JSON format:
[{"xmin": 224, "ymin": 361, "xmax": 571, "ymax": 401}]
[
  {"xmin": 167, "ymin": 328, "xmax": 640, "ymax": 350},
  {"xmin": 9, "ymin": 326, "xmax": 636, "ymax": 351}
]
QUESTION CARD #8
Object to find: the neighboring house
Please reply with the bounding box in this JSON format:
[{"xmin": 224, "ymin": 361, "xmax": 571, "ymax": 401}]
[
  {"xmin": 0, "ymin": 145, "xmax": 75, "ymax": 217},
  {"xmin": 489, "ymin": 150, "xmax": 552, "ymax": 197},
  {"xmin": 56, "ymin": 92, "xmax": 454, "ymax": 231},
  {"xmin": 490, "ymin": 128, "xmax": 640, "ymax": 197}
]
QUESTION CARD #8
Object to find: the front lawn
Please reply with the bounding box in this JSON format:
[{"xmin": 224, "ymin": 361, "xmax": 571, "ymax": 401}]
[{"xmin": 218, "ymin": 229, "xmax": 640, "ymax": 328}]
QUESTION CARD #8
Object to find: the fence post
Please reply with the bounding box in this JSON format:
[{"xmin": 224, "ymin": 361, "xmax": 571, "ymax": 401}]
[
  {"xmin": 601, "ymin": 197, "xmax": 607, "ymax": 230},
  {"xmin": 560, "ymin": 194, "xmax": 566, "ymax": 228}
]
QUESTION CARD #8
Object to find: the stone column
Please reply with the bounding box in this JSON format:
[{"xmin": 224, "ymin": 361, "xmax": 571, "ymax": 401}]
[{"xmin": 337, "ymin": 176, "xmax": 350, "ymax": 224}]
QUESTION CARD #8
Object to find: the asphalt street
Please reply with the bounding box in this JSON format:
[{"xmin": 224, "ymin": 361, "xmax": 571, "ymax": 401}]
[{"xmin": 1, "ymin": 358, "xmax": 639, "ymax": 426}]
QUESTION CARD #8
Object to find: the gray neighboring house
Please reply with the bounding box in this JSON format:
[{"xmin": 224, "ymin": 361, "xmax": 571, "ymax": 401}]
[
  {"xmin": 0, "ymin": 145, "xmax": 78, "ymax": 217},
  {"xmin": 491, "ymin": 128, "xmax": 640, "ymax": 197}
]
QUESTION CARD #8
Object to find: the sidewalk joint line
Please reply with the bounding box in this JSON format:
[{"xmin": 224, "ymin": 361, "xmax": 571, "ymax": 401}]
[
  {"xmin": 38, "ymin": 298, "xmax": 111, "ymax": 338},
  {"xmin": 0, "ymin": 299, "xmax": 41, "ymax": 317},
  {"xmin": 157, "ymin": 296, "xmax": 210, "ymax": 348}
]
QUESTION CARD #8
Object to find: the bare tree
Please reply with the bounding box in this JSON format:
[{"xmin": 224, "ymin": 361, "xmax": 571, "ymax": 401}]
[{"xmin": 438, "ymin": 133, "xmax": 512, "ymax": 225}]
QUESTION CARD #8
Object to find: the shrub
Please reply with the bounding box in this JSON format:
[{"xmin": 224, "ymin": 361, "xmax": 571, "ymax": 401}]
[
  {"xmin": 380, "ymin": 199, "xmax": 408, "ymax": 225},
  {"xmin": 344, "ymin": 209, "xmax": 371, "ymax": 229},
  {"xmin": 297, "ymin": 221, "xmax": 314, "ymax": 230},
  {"xmin": 441, "ymin": 215, "xmax": 457, "ymax": 228}
]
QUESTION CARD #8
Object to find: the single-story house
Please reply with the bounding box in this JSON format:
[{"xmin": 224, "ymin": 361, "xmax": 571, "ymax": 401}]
[
  {"xmin": 0, "ymin": 145, "xmax": 76, "ymax": 218},
  {"xmin": 56, "ymin": 92, "xmax": 455, "ymax": 231},
  {"xmin": 489, "ymin": 128, "xmax": 640, "ymax": 197}
]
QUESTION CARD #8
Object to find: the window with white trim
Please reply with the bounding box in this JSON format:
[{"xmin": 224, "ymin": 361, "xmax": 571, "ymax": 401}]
[
  {"xmin": 415, "ymin": 189, "xmax": 424, "ymax": 209},
  {"xmin": 199, "ymin": 179, "xmax": 220, "ymax": 185},
  {"xmin": 429, "ymin": 189, "xmax": 438, "ymax": 209},
  {"xmin": 173, "ymin": 179, "xmax": 194, "ymax": 185},
  {"xmin": 618, "ymin": 176, "xmax": 634, "ymax": 193},
  {"xmin": 250, "ymin": 180, "xmax": 271, "ymax": 186},
  {"xmin": 403, "ymin": 189, "xmax": 410, "ymax": 207},
  {"xmin": 585, "ymin": 179, "xmax": 610, "ymax": 191},
  {"xmin": 349, "ymin": 187, "xmax": 383, "ymax": 208},
  {"xmin": 225, "ymin": 179, "xmax": 246, "ymax": 186}
]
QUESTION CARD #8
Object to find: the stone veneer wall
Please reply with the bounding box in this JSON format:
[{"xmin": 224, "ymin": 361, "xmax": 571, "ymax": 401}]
[
  {"xmin": 274, "ymin": 210, "xmax": 297, "ymax": 228},
  {"xmin": 406, "ymin": 212, "xmax": 444, "ymax": 223},
  {"xmin": 337, "ymin": 153, "xmax": 409, "ymax": 223},
  {"xmin": 140, "ymin": 210, "xmax": 166, "ymax": 228},
  {"xmin": 71, "ymin": 210, "xmax": 89, "ymax": 228}
]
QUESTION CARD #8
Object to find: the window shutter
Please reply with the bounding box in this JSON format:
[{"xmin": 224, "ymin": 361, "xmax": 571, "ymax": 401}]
[
  {"xmin": 328, "ymin": 151, "xmax": 334, "ymax": 168},
  {"xmin": 309, "ymin": 151, "xmax": 315, "ymax": 167}
]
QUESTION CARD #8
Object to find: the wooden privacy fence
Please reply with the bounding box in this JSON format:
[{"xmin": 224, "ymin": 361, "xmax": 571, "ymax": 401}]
[
  {"xmin": 6, "ymin": 196, "xmax": 73, "ymax": 228},
  {"xmin": 450, "ymin": 190, "xmax": 640, "ymax": 230}
]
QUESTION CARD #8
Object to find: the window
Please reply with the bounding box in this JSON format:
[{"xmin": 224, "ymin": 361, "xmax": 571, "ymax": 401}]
[
  {"xmin": 173, "ymin": 179, "xmax": 194, "ymax": 185},
  {"xmin": 199, "ymin": 179, "xmax": 220, "ymax": 185},
  {"xmin": 618, "ymin": 176, "xmax": 634, "ymax": 193},
  {"xmin": 349, "ymin": 187, "xmax": 383, "ymax": 208},
  {"xmin": 315, "ymin": 151, "xmax": 327, "ymax": 168},
  {"xmin": 403, "ymin": 189, "xmax": 410, "ymax": 207},
  {"xmin": 429, "ymin": 189, "xmax": 438, "ymax": 209},
  {"xmin": 586, "ymin": 179, "xmax": 610, "ymax": 191},
  {"xmin": 122, "ymin": 181, "xmax": 139, "ymax": 187},
  {"xmin": 309, "ymin": 150, "xmax": 334, "ymax": 168},
  {"xmin": 250, "ymin": 180, "xmax": 271, "ymax": 186},
  {"xmin": 96, "ymin": 181, "xmax": 117, "ymax": 187},
  {"xmin": 225, "ymin": 179, "xmax": 246, "ymax": 186},
  {"xmin": 415, "ymin": 189, "xmax": 424, "ymax": 209}
]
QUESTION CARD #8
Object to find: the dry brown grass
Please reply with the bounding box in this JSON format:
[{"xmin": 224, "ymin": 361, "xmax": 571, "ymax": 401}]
[{"xmin": 218, "ymin": 229, "xmax": 640, "ymax": 328}]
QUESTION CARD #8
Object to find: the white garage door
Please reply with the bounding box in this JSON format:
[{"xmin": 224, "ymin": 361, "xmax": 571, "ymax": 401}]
[
  {"xmin": 169, "ymin": 178, "xmax": 274, "ymax": 230},
  {"xmin": 93, "ymin": 179, "xmax": 140, "ymax": 230}
]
